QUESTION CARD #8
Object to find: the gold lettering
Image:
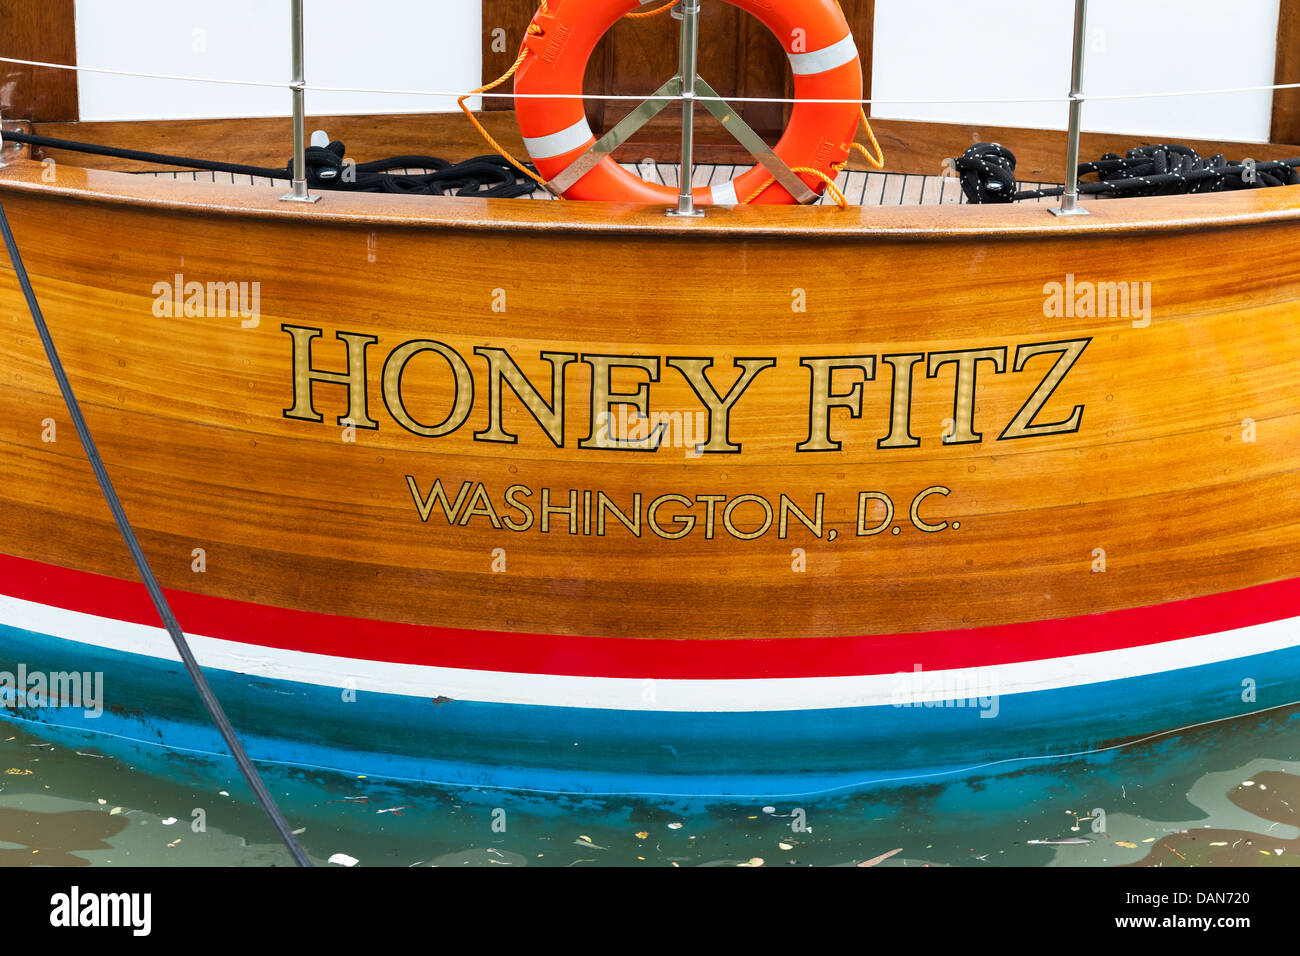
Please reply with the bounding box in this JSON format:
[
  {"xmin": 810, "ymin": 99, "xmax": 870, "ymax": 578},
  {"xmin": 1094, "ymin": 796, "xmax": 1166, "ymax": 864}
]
[
  {"xmin": 797, "ymin": 356, "xmax": 875, "ymax": 452},
  {"xmin": 877, "ymin": 353, "xmax": 924, "ymax": 449},
  {"xmin": 647, "ymin": 494, "xmax": 695, "ymax": 539},
  {"xmin": 578, "ymin": 355, "xmax": 664, "ymax": 450},
  {"xmin": 666, "ymin": 357, "xmax": 775, "ymax": 453},
  {"xmin": 474, "ymin": 347, "xmax": 577, "ymax": 446},
  {"xmin": 926, "ymin": 347, "xmax": 1007, "ymax": 444},
  {"xmin": 382, "ymin": 340, "xmax": 474, "ymax": 438},
  {"xmin": 283, "ymin": 325, "xmax": 379, "ymax": 428},
  {"xmin": 999, "ymin": 339, "xmax": 1090, "ymax": 440}
]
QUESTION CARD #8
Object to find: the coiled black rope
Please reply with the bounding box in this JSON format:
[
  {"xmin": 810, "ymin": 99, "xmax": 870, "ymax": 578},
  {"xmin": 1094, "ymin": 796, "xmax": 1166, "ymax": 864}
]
[
  {"xmin": 0, "ymin": 197, "xmax": 312, "ymax": 867},
  {"xmin": 3, "ymin": 130, "xmax": 537, "ymax": 198},
  {"xmin": 290, "ymin": 139, "xmax": 537, "ymax": 197},
  {"xmin": 952, "ymin": 141, "xmax": 1300, "ymax": 203}
]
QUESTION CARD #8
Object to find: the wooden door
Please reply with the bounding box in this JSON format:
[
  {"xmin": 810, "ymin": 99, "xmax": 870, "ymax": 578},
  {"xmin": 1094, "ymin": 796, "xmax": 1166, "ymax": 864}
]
[{"xmin": 0, "ymin": 0, "xmax": 79, "ymax": 122}]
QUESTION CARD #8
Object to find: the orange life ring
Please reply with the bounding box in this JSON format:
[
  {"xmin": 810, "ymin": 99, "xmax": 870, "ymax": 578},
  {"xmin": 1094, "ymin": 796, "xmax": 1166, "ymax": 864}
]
[{"xmin": 514, "ymin": 0, "xmax": 863, "ymax": 204}]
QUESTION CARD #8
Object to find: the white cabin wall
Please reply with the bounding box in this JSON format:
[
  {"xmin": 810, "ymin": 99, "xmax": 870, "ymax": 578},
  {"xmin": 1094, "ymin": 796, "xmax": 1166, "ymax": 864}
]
[
  {"xmin": 73, "ymin": 0, "xmax": 482, "ymax": 120},
  {"xmin": 73, "ymin": 0, "xmax": 1283, "ymax": 144},
  {"xmin": 871, "ymin": 0, "xmax": 1281, "ymax": 142}
]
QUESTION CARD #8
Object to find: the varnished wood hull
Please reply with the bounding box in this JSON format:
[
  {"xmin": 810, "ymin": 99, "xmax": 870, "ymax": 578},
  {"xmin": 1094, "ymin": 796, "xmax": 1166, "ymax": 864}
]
[{"xmin": 0, "ymin": 159, "xmax": 1298, "ymax": 797}]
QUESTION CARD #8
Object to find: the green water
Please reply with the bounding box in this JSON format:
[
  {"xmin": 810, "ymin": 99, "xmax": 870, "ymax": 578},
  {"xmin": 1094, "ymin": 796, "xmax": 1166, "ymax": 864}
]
[{"xmin": 1, "ymin": 704, "xmax": 1298, "ymax": 867}]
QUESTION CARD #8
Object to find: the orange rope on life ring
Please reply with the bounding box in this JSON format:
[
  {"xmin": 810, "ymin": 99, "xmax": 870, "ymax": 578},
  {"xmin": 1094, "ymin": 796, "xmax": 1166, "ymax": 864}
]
[{"xmin": 513, "ymin": 0, "xmax": 867, "ymax": 205}]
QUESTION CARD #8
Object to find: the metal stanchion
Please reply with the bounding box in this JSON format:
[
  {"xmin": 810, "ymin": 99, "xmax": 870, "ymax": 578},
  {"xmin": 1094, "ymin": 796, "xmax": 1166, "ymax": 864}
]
[
  {"xmin": 281, "ymin": 0, "xmax": 319, "ymax": 203},
  {"xmin": 1051, "ymin": 0, "xmax": 1089, "ymax": 217},
  {"xmin": 666, "ymin": 0, "xmax": 705, "ymax": 218}
]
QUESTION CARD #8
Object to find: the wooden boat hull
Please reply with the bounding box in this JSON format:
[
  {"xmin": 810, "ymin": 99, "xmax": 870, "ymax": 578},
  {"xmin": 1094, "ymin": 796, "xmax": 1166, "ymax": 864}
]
[{"xmin": 1, "ymin": 162, "xmax": 1298, "ymax": 797}]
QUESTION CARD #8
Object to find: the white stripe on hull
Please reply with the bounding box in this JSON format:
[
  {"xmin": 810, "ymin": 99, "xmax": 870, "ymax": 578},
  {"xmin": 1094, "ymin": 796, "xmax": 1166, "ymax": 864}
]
[{"xmin": 0, "ymin": 595, "xmax": 1296, "ymax": 713}]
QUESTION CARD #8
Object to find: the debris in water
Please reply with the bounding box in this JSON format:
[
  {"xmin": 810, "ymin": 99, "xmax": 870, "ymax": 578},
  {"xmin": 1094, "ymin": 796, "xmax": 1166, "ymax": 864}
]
[
  {"xmin": 167, "ymin": 839, "xmax": 181, "ymax": 848},
  {"xmin": 574, "ymin": 837, "xmax": 607, "ymax": 850},
  {"xmin": 635, "ymin": 831, "xmax": 648, "ymax": 840},
  {"xmin": 667, "ymin": 822, "xmax": 683, "ymax": 830},
  {"xmin": 737, "ymin": 858, "xmax": 764, "ymax": 867},
  {"xmin": 4, "ymin": 768, "xmax": 32, "ymax": 775},
  {"xmin": 161, "ymin": 817, "xmax": 177, "ymax": 826},
  {"xmin": 329, "ymin": 853, "xmax": 360, "ymax": 867},
  {"xmin": 762, "ymin": 806, "xmax": 776, "ymax": 814},
  {"xmin": 858, "ymin": 848, "xmax": 903, "ymax": 866},
  {"xmin": 96, "ymin": 798, "xmax": 106, "ymax": 805},
  {"xmin": 1027, "ymin": 837, "xmax": 1091, "ymax": 845},
  {"xmin": 1115, "ymin": 841, "xmax": 1138, "ymax": 849},
  {"xmin": 778, "ymin": 842, "xmax": 794, "ymax": 851},
  {"xmin": 109, "ymin": 806, "xmax": 124, "ymax": 815}
]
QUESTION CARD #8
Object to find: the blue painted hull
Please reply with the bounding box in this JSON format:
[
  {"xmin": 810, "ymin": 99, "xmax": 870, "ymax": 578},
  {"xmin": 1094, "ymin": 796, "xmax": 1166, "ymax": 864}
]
[{"xmin": 4, "ymin": 622, "xmax": 1299, "ymax": 800}]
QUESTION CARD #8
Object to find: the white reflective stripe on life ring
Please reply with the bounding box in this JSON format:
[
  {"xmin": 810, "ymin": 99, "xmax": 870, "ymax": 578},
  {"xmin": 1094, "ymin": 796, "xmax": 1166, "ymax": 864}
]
[
  {"xmin": 522, "ymin": 117, "xmax": 595, "ymax": 161},
  {"xmin": 710, "ymin": 180, "xmax": 739, "ymax": 206},
  {"xmin": 787, "ymin": 34, "xmax": 858, "ymax": 76}
]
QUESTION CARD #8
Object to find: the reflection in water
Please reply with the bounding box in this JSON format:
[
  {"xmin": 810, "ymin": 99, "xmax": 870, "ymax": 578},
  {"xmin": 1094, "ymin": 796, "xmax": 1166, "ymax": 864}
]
[
  {"xmin": 1126, "ymin": 770, "xmax": 1300, "ymax": 867},
  {"xmin": 0, "ymin": 808, "xmax": 127, "ymax": 866},
  {"xmin": 0, "ymin": 704, "xmax": 1297, "ymax": 866}
]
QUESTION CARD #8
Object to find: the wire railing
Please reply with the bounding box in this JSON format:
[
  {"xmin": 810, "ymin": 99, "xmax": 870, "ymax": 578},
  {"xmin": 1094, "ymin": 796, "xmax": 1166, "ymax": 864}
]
[
  {"xmin": 2, "ymin": 0, "xmax": 1297, "ymax": 213},
  {"xmin": 1, "ymin": 53, "xmax": 1295, "ymax": 106}
]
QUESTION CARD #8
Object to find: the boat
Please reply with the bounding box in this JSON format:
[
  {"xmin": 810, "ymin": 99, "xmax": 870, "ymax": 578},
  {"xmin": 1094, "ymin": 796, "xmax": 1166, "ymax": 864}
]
[{"xmin": 0, "ymin": 0, "xmax": 1298, "ymax": 803}]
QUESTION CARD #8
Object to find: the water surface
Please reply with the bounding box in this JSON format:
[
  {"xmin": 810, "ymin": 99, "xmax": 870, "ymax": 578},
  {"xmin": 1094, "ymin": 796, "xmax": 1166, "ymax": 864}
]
[{"xmin": 2, "ymin": 703, "xmax": 1298, "ymax": 867}]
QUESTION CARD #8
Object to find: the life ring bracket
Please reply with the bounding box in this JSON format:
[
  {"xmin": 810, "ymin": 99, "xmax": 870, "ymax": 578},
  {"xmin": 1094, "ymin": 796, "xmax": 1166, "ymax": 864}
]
[{"xmin": 543, "ymin": 71, "xmax": 818, "ymax": 204}]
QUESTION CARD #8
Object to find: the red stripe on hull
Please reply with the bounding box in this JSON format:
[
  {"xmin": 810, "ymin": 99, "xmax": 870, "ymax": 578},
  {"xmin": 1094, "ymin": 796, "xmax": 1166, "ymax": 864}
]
[{"xmin": 1, "ymin": 552, "xmax": 1297, "ymax": 680}]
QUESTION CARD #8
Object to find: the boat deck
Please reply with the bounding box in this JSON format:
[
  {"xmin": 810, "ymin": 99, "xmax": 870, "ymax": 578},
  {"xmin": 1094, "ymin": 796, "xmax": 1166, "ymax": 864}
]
[{"xmin": 137, "ymin": 163, "xmax": 1085, "ymax": 206}]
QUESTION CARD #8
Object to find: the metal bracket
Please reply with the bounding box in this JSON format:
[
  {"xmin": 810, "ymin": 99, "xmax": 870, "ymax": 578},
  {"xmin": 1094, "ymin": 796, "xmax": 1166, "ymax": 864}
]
[
  {"xmin": 694, "ymin": 77, "xmax": 818, "ymax": 205},
  {"xmin": 546, "ymin": 77, "xmax": 682, "ymax": 196},
  {"xmin": 543, "ymin": 72, "xmax": 821, "ymax": 206}
]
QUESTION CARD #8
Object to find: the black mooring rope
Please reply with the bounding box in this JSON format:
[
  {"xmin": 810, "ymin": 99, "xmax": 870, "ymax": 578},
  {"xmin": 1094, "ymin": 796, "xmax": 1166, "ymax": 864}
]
[
  {"xmin": 3, "ymin": 130, "xmax": 538, "ymax": 197},
  {"xmin": 952, "ymin": 141, "xmax": 1300, "ymax": 203},
  {"xmin": 0, "ymin": 197, "xmax": 312, "ymax": 868}
]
